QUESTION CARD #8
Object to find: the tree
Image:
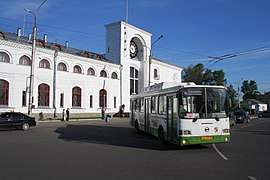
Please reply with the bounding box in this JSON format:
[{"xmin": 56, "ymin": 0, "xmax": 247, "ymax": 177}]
[
  {"xmin": 241, "ymin": 80, "xmax": 260, "ymax": 100},
  {"xmin": 183, "ymin": 63, "xmax": 204, "ymax": 84},
  {"xmin": 227, "ymin": 84, "xmax": 238, "ymax": 111},
  {"xmin": 183, "ymin": 63, "xmax": 226, "ymax": 86}
]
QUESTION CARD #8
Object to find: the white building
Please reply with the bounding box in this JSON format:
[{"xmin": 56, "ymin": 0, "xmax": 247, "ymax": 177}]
[{"xmin": 0, "ymin": 21, "xmax": 182, "ymax": 119}]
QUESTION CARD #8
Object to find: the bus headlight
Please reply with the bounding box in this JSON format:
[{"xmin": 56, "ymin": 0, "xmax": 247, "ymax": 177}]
[
  {"xmin": 222, "ymin": 129, "xmax": 229, "ymax": 133},
  {"xmin": 182, "ymin": 139, "xmax": 188, "ymax": 145},
  {"xmin": 225, "ymin": 137, "xmax": 229, "ymax": 142}
]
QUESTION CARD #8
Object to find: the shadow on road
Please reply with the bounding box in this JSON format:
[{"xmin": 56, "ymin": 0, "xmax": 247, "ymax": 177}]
[{"xmin": 55, "ymin": 124, "xmax": 206, "ymax": 151}]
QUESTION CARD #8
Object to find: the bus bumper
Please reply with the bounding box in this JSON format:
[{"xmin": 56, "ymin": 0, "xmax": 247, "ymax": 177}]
[{"xmin": 177, "ymin": 135, "xmax": 230, "ymax": 146}]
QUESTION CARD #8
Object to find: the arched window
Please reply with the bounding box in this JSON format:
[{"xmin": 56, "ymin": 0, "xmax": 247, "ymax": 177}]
[
  {"xmin": 72, "ymin": 86, "xmax": 81, "ymax": 107},
  {"xmin": 130, "ymin": 67, "xmax": 139, "ymax": 95},
  {"xmin": 39, "ymin": 59, "xmax": 50, "ymax": 69},
  {"xmin": 111, "ymin": 72, "xmax": 118, "ymax": 79},
  {"xmin": 0, "ymin": 79, "xmax": 9, "ymax": 106},
  {"xmin": 87, "ymin": 67, "xmax": 95, "ymax": 76},
  {"xmin": 0, "ymin": 52, "xmax": 10, "ymax": 63},
  {"xmin": 99, "ymin": 89, "xmax": 107, "ymax": 108},
  {"xmin": 154, "ymin": 68, "xmax": 159, "ymax": 80},
  {"xmin": 38, "ymin": 83, "xmax": 50, "ymax": 107},
  {"xmin": 100, "ymin": 70, "xmax": 107, "ymax": 77},
  {"xmin": 57, "ymin": 63, "xmax": 67, "ymax": 71},
  {"xmin": 19, "ymin": 55, "xmax": 31, "ymax": 66},
  {"xmin": 73, "ymin": 65, "xmax": 82, "ymax": 74}
]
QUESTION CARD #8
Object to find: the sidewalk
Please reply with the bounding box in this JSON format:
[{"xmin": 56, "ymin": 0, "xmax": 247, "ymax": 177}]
[{"xmin": 39, "ymin": 116, "xmax": 129, "ymax": 123}]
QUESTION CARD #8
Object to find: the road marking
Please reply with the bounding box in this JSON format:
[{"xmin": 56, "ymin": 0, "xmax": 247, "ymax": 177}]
[
  {"xmin": 212, "ymin": 144, "xmax": 228, "ymax": 161},
  {"xmin": 248, "ymin": 176, "xmax": 257, "ymax": 180}
]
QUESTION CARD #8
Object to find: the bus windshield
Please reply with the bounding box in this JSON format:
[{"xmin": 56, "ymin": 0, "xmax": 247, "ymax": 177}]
[{"xmin": 179, "ymin": 87, "xmax": 228, "ymax": 119}]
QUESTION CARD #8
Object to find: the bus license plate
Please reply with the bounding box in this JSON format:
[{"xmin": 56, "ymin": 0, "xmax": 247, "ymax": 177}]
[{"xmin": 201, "ymin": 136, "xmax": 213, "ymax": 140}]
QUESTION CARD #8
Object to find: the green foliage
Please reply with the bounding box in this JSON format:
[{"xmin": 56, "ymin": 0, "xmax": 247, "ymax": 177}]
[
  {"xmin": 183, "ymin": 63, "xmax": 227, "ymax": 86},
  {"xmin": 241, "ymin": 80, "xmax": 260, "ymax": 100},
  {"xmin": 227, "ymin": 84, "xmax": 238, "ymax": 111}
]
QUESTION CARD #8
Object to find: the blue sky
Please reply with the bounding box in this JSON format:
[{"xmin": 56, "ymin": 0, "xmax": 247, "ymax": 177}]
[{"xmin": 0, "ymin": 0, "xmax": 270, "ymax": 95}]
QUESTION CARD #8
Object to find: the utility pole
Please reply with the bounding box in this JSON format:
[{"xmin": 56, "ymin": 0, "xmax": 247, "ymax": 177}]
[
  {"xmin": 53, "ymin": 50, "xmax": 58, "ymax": 118},
  {"xmin": 148, "ymin": 35, "xmax": 163, "ymax": 86},
  {"xmin": 25, "ymin": 0, "xmax": 47, "ymax": 115},
  {"xmin": 235, "ymin": 77, "xmax": 243, "ymax": 108}
]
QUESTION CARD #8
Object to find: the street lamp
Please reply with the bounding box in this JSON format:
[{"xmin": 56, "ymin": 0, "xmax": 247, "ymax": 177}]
[
  {"xmin": 25, "ymin": 0, "xmax": 47, "ymax": 115},
  {"xmin": 148, "ymin": 35, "xmax": 163, "ymax": 86},
  {"xmin": 234, "ymin": 77, "xmax": 243, "ymax": 109}
]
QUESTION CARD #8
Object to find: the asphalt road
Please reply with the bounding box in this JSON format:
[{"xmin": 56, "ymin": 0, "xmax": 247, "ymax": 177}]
[{"xmin": 0, "ymin": 117, "xmax": 269, "ymax": 180}]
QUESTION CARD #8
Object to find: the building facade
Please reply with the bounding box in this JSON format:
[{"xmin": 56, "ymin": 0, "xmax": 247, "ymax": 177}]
[{"xmin": 0, "ymin": 21, "xmax": 182, "ymax": 119}]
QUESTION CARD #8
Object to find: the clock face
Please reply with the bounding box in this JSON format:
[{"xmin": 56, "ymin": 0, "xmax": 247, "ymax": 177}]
[{"xmin": 130, "ymin": 41, "xmax": 138, "ymax": 58}]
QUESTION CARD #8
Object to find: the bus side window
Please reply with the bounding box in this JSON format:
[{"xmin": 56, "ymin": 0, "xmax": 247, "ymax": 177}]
[
  {"xmin": 151, "ymin": 96, "xmax": 157, "ymax": 114},
  {"xmin": 158, "ymin": 95, "xmax": 166, "ymax": 115},
  {"xmin": 140, "ymin": 98, "xmax": 144, "ymax": 112}
]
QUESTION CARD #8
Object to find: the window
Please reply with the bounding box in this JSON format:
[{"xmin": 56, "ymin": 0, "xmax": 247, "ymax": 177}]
[
  {"xmin": 38, "ymin": 83, "xmax": 50, "ymax": 107},
  {"xmin": 90, "ymin": 95, "xmax": 93, "ymax": 108},
  {"xmin": 19, "ymin": 55, "xmax": 31, "ymax": 66},
  {"xmin": 0, "ymin": 52, "xmax": 10, "ymax": 63},
  {"xmin": 0, "ymin": 79, "xmax": 9, "ymax": 106},
  {"xmin": 140, "ymin": 98, "xmax": 144, "ymax": 112},
  {"xmin": 151, "ymin": 96, "xmax": 157, "ymax": 114},
  {"xmin": 39, "ymin": 59, "xmax": 50, "ymax": 69},
  {"xmin": 57, "ymin": 63, "xmax": 67, "ymax": 71},
  {"xmin": 87, "ymin": 68, "xmax": 95, "ymax": 76},
  {"xmin": 154, "ymin": 68, "xmax": 159, "ymax": 80},
  {"xmin": 99, "ymin": 89, "xmax": 107, "ymax": 108},
  {"xmin": 22, "ymin": 91, "xmax": 26, "ymax": 106},
  {"xmin": 72, "ymin": 87, "xmax": 81, "ymax": 107},
  {"xmin": 158, "ymin": 95, "xmax": 166, "ymax": 115},
  {"xmin": 73, "ymin": 65, "xmax": 82, "ymax": 74},
  {"xmin": 111, "ymin": 72, "xmax": 118, "ymax": 79},
  {"xmin": 100, "ymin": 70, "xmax": 107, "ymax": 77},
  {"xmin": 130, "ymin": 67, "xmax": 139, "ymax": 95},
  {"xmin": 60, "ymin": 93, "xmax": 64, "ymax": 107},
  {"xmin": 114, "ymin": 96, "xmax": 116, "ymax": 108}
]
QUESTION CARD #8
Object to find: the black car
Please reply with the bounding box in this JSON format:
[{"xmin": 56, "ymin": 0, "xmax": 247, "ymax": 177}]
[
  {"xmin": 0, "ymin": 112, "xmax": 36, "ymax": 131},
  {"xmin": 234, "ymin": 111, "xmax": 250, "ymax": 124},
  {"xmin": 262, "ymin": 110, "xmax": 270, "ymax": 118}
]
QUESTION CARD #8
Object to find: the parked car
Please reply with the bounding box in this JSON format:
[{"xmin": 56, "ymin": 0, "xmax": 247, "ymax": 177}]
[
  {"xmin": 0, "ymin": 112, "xmax": 36, "ymax": 131},
  {"xmin": 234, "ymin": 111, "xmax": 250, "ymax": 124},
  {"xmin": 262, "ymin": 110, "xmax": 270, "ymax": 118},
  {"xmin": 229, "ymin": 112, "xmax": 236, "ymax": 126}
]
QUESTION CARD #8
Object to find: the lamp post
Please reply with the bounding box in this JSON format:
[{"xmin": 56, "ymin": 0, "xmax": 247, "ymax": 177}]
[
  {"xmin": 25, "ymin": 0, "xmax": 47, "ymax": 115},
  {"xmin": 234, "ymin": 77, "xmax": 243, "ymax": 109},
  {"xmin": 148, "ymin": 35, "xmax": 163, "ymax": 86}
]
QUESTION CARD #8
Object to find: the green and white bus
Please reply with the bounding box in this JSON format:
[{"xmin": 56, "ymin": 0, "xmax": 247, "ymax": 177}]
[{"xmin": 130, "ymin": 82, "xmax": 230, "ymax": 146}]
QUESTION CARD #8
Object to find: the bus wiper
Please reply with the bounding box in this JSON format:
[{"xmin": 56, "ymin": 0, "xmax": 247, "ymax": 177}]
[{"xmin": 215, "ymin": 117, "xmax": 220, "ymax": 121}]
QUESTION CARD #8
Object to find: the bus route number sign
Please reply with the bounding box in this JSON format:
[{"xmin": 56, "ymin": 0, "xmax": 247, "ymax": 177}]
[{"xmin": 201, "ymin": 136, "xmax": 213, "ymax": 140}]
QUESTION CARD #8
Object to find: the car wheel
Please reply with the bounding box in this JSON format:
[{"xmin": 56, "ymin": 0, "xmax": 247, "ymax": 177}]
[{"xmin": 21, "ymin": 123, "xmax": 30, "ymax": 131}]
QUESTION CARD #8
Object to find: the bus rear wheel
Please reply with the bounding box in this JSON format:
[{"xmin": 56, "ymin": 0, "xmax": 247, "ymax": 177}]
[
  {"xmin": 135, "ymin": 120, "xmax": 140, "ymax": 132},
  {"xmin": 158, "ymin": 127, "xmax": 166, "ymax": 144}
]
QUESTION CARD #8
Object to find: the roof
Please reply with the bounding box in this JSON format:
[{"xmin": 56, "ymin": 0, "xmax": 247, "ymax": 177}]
[{"xmin": 0, "ymin": 30, "xmax": 116, "ymax": 64}]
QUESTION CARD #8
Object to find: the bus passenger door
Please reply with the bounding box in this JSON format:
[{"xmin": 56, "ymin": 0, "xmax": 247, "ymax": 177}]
[
  {"xmin": 145, "ymin": 98, "xmax": 150, "ymax": 132},
  {"xmin": 167, "ymin": 95, "xmax": 178, "ymax": 142}
]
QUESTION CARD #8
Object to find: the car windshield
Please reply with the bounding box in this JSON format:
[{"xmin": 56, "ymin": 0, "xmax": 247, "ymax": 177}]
[{"xmin": 179, "ymin": 87, "xmax": 229, "ymax": 119}]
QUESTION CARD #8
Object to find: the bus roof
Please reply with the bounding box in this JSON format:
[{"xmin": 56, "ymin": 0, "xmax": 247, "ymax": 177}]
[{"xmin": 131, "ymin": 82, "xmax": 227, "ymax": 99}]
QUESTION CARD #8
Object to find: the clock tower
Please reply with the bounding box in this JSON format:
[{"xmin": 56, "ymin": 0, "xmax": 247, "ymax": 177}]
[{"xmin": 105, "ymin": 21, "xmax": 152, "ymax": 106}]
